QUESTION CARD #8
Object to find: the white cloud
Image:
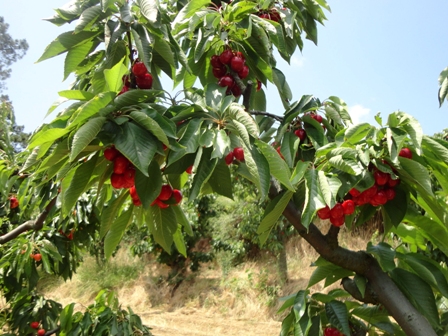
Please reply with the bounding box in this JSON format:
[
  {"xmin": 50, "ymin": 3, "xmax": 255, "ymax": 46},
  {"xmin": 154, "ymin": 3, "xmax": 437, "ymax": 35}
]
[
  {"xmin": 348, "ymin": 104, "xmax": 371, "ymax": 124},
  {"xmin": 291, "ymin": 56, "xmax": 305, "ymax": 68}
]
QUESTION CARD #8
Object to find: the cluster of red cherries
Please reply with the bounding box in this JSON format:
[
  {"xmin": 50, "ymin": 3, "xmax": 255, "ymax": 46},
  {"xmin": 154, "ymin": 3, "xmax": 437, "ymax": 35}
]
[
  {"xmin": 104, "ymin": 146, "xmax": 182, "ymax": 208},
  {"xmin": 211, "ymin": 49, "xmax": 249, "ymax": 96},
  {"xmin": 224, "ymin": 147, "xmax": 245, "ymax": 165},
  {"xmin": 324, "ymin": 327, "xmax": 344, "ymax": 336},
  {"xmin": 256, "ymin": 8, "xmax": 281, "ymax": 22},
  {"xmin": 119, "ymin": 61, "xmax": 153, "ymax": 95},
  {"xmin": 29, "ymin": 321, "xmax": 46, "ymax": 336},
  {"xmin": 317, "ymin": 148, "xmax": 412, "ymax": 227}
]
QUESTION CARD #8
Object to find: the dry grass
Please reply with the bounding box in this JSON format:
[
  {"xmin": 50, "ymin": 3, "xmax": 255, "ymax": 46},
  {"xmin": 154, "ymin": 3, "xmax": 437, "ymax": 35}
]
[{"xmin": 39, "ymin": 225, "xmax": 376, "ymax": 336}]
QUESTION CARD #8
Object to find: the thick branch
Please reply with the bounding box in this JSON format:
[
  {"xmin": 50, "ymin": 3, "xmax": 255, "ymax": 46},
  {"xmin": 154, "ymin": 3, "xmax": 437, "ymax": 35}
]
[
  {"xmin": 0, "ymin": 196, "xmax": 57, "ymax": 245},
  {"xmin": 248, "ymin": 110, "xmax": 283, "ymax": 123},
  {"xmin": 45, "ymin": 327, "xmax": 60, "ymax": 336},
  {"xmin": 269, "ymin": 181, "xmax": 436, "ymax": 336},
  {"xmin": 341, "ymin": 277, "xmax": 379, "ymax": 305}
]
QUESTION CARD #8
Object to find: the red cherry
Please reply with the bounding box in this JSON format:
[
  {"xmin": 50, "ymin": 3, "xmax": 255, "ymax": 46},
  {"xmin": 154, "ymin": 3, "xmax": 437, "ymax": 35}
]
[
  {"xmin": 372, "ymin": 191, "xmax": 388, "ymax": 205},
  {"xmin": 388, "ymin": 177, "xmax": 400, "ymax": 187},
  {"xmin": 399, "ymin": 147, "xmax": 412, "ymax": 159},
  {"xmin": 122, "ymin": 75, "xmax": 130, "ymax": 87},
  {"xmin": 237, "ymin": 65, "xmax": 249, "ymax": 79},
  {"xmin": 159, "ymin": 185, "xmax": 173, "ymax": 201},
  {"xmin": 118, "ymin": 86, "xmax": 129, "ymax": 95},
  {"xmin": 136, "ymin": 73, "xmax": 153, "ymax": 89},
  {"xmin": 9, "ymin": 197, "xmax": 19, "ymax": 209},
  {"xmin": 219, "ymin": 49, "xmax": 234, "ymax": 65},
  {"xmin": 225, "ymin": 152, "xmax": 234, "ymax": 165},
  {"xmin": 276, "ymin": 146, "xmax": 285, "ymax": 160},
  {"xmin": 129, "ymin": 185, "xmax": 139, "ymax": 200},
  {"xmin": 330, "ymin": 203, "xmax": 344, "ymax": 218},
  {"xmin": 385, "ymin": 188, "xmax": 396, "ymax": 201},
  {"xmin": 113, "ymin": 156, "xmax": 130, "ymax": 174},
  {"xmin": 324, "ymin": 327, "xmax": 343, "ymax": 336},
  {"xmin": 132, "ymin": 61, "xmax": 148, "ymax": 77},
  {"xmin": 122, "ymin": 167, "xmax": 136, "ymax": 188},
  {"xmin": 212, "ymin": 66, "xmax": 227, "ymax": 78},
  {"xmin": 311, "ymin": 114, "xmax": 323, "ymax": 123},
  {"xmin": 342, "ymin": 200, "xmax": 355, "ymax": 215},
  {"xmin": 66, "ymin": 232, "xmax": 74, "ymax": 240},
  {"xmin": 259, "ymin": 13, "xmax": 270, "ymax": 19},
  {"xmin": 233, "ymin": 147, "xmax": 245, "ymax": 161},
  {"xmin": 186, "ymin": 165, "xmax": 193, "ymax": 174},
  {"xmin": 373, "ymin": 170, "xmax": 389, "ymax": 186},
  {"xmin": 172, "ymin": 189, "xmax": 183, "ymax": 205},
  {"xmin": 33, "ymin": 253, "xmax": 42, "ymax": 262},
  {"xmin": 349, "ymin": 188, "xmax": 361, "ymax": 197},
  {"xmin": 256, "ymin": 80, "xmax": 262, "ymax": 91},
  {"xmin": 111, "ymin": 173, "xmax": 125, "ymax": 189},
  {"xmin": 363, "ymin": 185, "xmax": 378, "ymax": 198},
  {"xmin": 30, "ymin": 322, "xmax": 39, "ymax": 329},
  {"xmin": 231, "ymin": 83, "xmax": 242, "ymax": 96},
  {"xmin": 230, "ymin": 55, "xmax": 245, "ymax": 72},
  {"xmin": 132, "ymin": 198, "xmax": 142, "ymax": 206},
  {"xmin": 330, "ymin": 215, "xmax": 345, "ymax": 227},
  {"xmin": 269, "ymin": 10, "xmax": 281, "ymax": 22},
  {"xmin": 218, "ymin": 75, "xmax": 234, "ymax": 88},
  {"xmin": 210, "ymin": 55, "xmax": 223, "ymax": 68},
  {"xmin": 37, "ymin": 329, "xmax": 46, "ymax": 336},
  {"xmin": 294, "ymin": 129, "xmax": 307, "ymax": 142},
  {"xmin": 317, "ymin": 206, "xmax": 331, "ymax": 220},
  {"xmin": 155, "ymin": 198, "xmax": 170, "ymax": 209},
  {"xmin": 104, "ymin": 147, "xmax": 119, "ymax": 161},
  {"xmin": 235, "ymin": 51, "xmax": 245, "ymax": 61}
]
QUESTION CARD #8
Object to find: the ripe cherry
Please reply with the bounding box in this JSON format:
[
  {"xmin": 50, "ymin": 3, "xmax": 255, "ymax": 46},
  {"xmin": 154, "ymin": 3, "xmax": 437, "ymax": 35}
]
[
  {"xmin": 132, "ymin": 61, "xmax": 147, "ymax": 77},
  {"xmin": 118, "ymin": 86, "xmax": 129, "ymax": 95},
  {"xmin": 132, "ymin": 198, "xmax": 142, "ymax": 206},
  {"xmin": 186, "ymin": 165, "xmax": 193, "ymax": 174},
  {"xmin": 231, "ymin": 83, "xmax": 242, "ymax": 96},
  {"xmin": 210, "ymin": 55, "xmax": 223, "ymax": 68},
  {"xmin": 10, "ymin": 197, "xmax": 19, "ymax": 209},
  {"xmin": 342, "ymin": 200, "xmax": 355, "ymax": 215},
  {"xmin": 218, "ymin": 75, "xmax": 234, "ymax": 88},
  {"xmin": 233, "ymin": 147, "xmax": 245, "ymax": 161},
  {"xmin": 237, "ymin": 65, "xmax": 249, "ymax": 79},
  {"xmin": 111, "ymin": 173, "xmax": 125, "ymax": 189},
  {"xmin": 256, "ymin": 80, "xmax": 262, "ymax": 91},
  {"xmin": 225, "ymin": 152, "xmax": 234, "ymax": 165},
  {"xmin": 122, "ymin": 167, "xmax": 136, "ymax": 188},
  {"xmin": 230, "ymin": 55, "xmax": 245, "ymax": 72},
  {"xmin": 324, "ymin": 327, "xmax": 343, "ymax": 336},
  {"xmin": 373, "ymin": 170, "xmax": 389, "ymax": 186},
  {"xmin": 37, "ymin": 329, "xmax": 46, "ymax": 336},
  {"xmin": 330, "ymin": 215, "xmax": 345, "ymax": 227},
  {"xmin": 30, "ymin": 322, "xmax": 39, "ymax": 329},
  {"xmin": 113, "ymin": 156, "xmax": 130, "ymax": 174},
  {"xmin": 399, "ymin": 147, "xmax": 412, "ymax": 159},
  {"xmin": 159, "ymin": 185, "xmax": 173, "ymax": 201},
  {"xmin": 269, "ymin": 10, "xmax": 281, "ymax": 22},
  {"xmin": 388, "ymin": 177, "xmax": 400, "ymax": 187},
  {"xmin": 219, "ymin": 49, "xmax": 234, "ymax": 65},
  {"xmin": 349, "ymin": 188, "xmax": 360, "ymax": 197},
  {"xmin": 294, "ymin": 129, "xmax": 307, "ymax": 142},
  {"xmin": 212, "ymin": 66, "xmax": 227, "ymax": 78},
  {"xmin": 317, "ymin": 206, "xmax": 331, "ymax": 220},
  {"xmin": 136, "ymin": 73, "xmax": 153, "ymax": 89},
  {"xmin": 259, "ymin": 13, "xmax": 270, "ymax": 19},
  {"xmin": 129, "ymin": 185, "xmax": 139, "ymax": 200},
  {"xmin": 385, "ymin": 188, "xmax": 396, "ymax": 201},
  {"xmin": 372, "ymin": 190, "xmax": 388, "ymax": 205},
  {"xmin": 104, "ymin": 147, "xmax": 119, "ymax": 161},
  {"xmin": 155, "ymin": 198, "xmax": 170, "ymax": 209},
  {"xmin": 363, "ymin": 185, "xmax": 378, "ymax": 198},
  {"xmin": 330, "ymin": 203, "xmax": 344, "ymax": 218},
  {"xmin": 311, "ymin": 114, "xmax": 323, "ymax": 123},
  {"xmin": 33, "ymin": 253, "xmax": 42, "ymax": 262},
  {"xmin": 172, "ymin": 189, "xmax": 183, "ymax": 204}
]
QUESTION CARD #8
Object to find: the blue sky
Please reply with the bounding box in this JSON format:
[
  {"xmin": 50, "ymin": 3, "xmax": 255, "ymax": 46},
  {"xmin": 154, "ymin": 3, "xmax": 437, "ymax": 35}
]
[{"xmin": 2, "ymin": 1, "xmax": 448, "ymax": 135}]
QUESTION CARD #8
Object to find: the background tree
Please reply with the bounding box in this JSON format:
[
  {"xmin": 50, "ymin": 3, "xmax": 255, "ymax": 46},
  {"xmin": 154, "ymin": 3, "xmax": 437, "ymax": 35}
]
[{"xmin": 0, "ymin": 1, "xmax": 448, "ymax": 336}]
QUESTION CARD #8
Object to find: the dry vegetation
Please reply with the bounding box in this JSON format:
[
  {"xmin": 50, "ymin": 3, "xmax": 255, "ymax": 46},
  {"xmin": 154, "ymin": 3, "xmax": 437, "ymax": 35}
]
[{"xmin": 39, "ymin": 223, "xmax": 375, "ymax": 336}]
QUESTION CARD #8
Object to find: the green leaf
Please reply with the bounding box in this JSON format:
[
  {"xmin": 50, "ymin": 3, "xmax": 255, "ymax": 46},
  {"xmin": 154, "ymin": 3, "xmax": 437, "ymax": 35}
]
[
  {"xmin": 172, "ymin": 205, "xmax": 193, "ymax": 236},
  {"xmin": 257, "ymin": 191, "xmax": 293, "ymax": 246},
  {"xmin": 64, "ymin": 39, "xmax": 96, "ymax": 80},
  {"xmin": 28, "ymin": 128, "xmax": 71, "ymax": 149},
  {"xmin": 328, "ymin": 155, "xmax": 363, "ymax": 175},
  {"xmin": 114, "ymin": 122, "xmax": 157, "ymax": 176},
  {"xmin": 129, "ymin": 111, "xmax": 169, "ymax": 146},
  {"xmin": 325, "ymin": 300, "xmax": 351, "ymax": 336},
  {"xmin": 438, "ymin": 67, "xmax": 448, "ymax": 107},
  {"xmin": 366, "ymin": 242, "xmax": 396, "ymax": 272},
  {"xmin": 189, "ymin": 148, "xmax": 218, "ymax": 201},
  {"xmin": 318, "ymin": 171, "xmax": 341, "ymax": 209},
  {"xmin": 398, "ymin": 157, "xmax": 434, "ymax": 197},
  {"xmin": 138, "ymin": 0, "xmax": 160, "ymax": 27},
  {"xmin": 104, "ymin": 206, "xmax": 134, "ymax": 259},
  {"xmin": 58, "ymin": 90, "xmax": 95, "ymax": 101},
  {"xmin": 382, "ymin": 186, "xmax": 408, "ymax": 228},
  {"xmin": 302, "ymin": 169, "xmax": 325, "ymax": 228},
  {"xmin": 104, "ymin": 57, "xmax": 128, "ymax": 92},
  {"xmin": 173, "ymin": 0, "xmax": 212, "ymax": 31},
  {"xmin": 62, "ymin": 155, "xmax": 98, "ymax": 217},
  {"xmin": 308, "ymin": 259, "xmax": 354, "ymax": 288},
  {"xmin": 70, "ymin": 117, "xmax": 106, "ymax": 161},
  {"xmin": 173, "ymin": 226, "xmax": 187, "ymax": 257},
  {"xmin": 208, "ymin": 159, "xmax": 233, "ymax": 199},
  {"xmin": 135, "ymin": 161, "xmax": 162, "ymax": 208},
  {"xmin": 272, "ymin": 67, "xmax": 292, "ymax": 107},
  {"xmin": 344, "ymin": 123, "xmax": 372, "ymax": 144},
  {"xmin": 131, "ymin": 24, "xmax": 153, "ymax": 71},
  {"xmin": 250, "ymin": 145, "xmax": 271, "ymax": 200},
  {"xmin": 75, "ymin": 5, "xmax": 102, "ymax": 32},
  {"xmin": 255, "ymin": 140, "xmax": 295, "ymax": 191},
  {"xmin": 37, "ymin": 30, "xmax": 101, "ymax": 62},
  {"xmin": 390, "ymin": 268, "xmax": 440, "ymax": 329},
  {"xmin": 227, "ymin": 103, "xmax": 259, "ymax": 139},
  {"xmin": 100, "ymin": 191, "xmax": 129, "ymax": 238},
  {"xmin": 211, "ymin": 129, "xmax": 231, "ymax": 159},
  {"xmin": 291, "ymin": 161, "xmax": 310, "ymax": 185},
  {"xmin": 147, "ymin": 205, "xmax": 178, "ymax": 252},
  {"xmin": 70, "ymin": 91, "xmax": 116, "ymax": 127},
  {"xmin": 154, "ymin": 35, "xmax": 176, "ymax": 66}
]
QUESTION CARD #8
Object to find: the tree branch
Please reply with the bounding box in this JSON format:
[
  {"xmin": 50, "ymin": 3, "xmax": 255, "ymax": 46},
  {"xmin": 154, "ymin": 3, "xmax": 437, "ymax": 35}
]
[
  {"xmin": 44, "ymin": 326, "xmax": 60, "ymax": 336},
  {"xmin": 269, "ymin": 180, "xmax": 437, "ymax": 336},
  {"xmin": 0, "ymin": 196, "xmax": 57, "ymax": 245},
  {"xmin": 242, "ymin": 80, "xmax": 252, "ymax": 110},
  {"xmin": 341, "ymin": 277, "xmax": 379, "ymax": 305},
  {"xmin": 248, "ymin": 110, "xmax": 283, "ymax": 123}
]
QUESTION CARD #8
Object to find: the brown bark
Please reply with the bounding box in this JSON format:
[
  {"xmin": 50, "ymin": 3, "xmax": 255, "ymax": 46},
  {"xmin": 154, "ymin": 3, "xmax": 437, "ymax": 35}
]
[{"xmin": 269, "ymin": 181, "xmax": 437, "ymax": 336}]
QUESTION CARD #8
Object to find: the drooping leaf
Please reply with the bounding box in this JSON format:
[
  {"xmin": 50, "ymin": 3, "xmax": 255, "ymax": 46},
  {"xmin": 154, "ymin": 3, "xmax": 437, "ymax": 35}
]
[
  {"xmin": 302, "ymin": 169, "xmax": 325, "ymax": 228},
  {"xmin": 135, "ymin": 161, "xmax": 162, "ymax": 208},
  {"xmin": 70, "ymin": 117, "xmax": 106, "ymax": 161},
  {"xmin": 146, "ymin": 205, "xmax": 178, "ymax": 252},
  {"xmin": 325, "ymin": 300, "xmax": 351, "ymax": 336},
  {"xmin": 104, "ymin": 206, "xmax": 134, "ymax": 259}
]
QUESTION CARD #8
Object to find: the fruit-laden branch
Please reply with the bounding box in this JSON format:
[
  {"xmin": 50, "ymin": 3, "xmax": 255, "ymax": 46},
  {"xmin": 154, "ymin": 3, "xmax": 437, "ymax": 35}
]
[
  {"xmin": 268, "ymin": 180, "xmax": 437, "ymax": 336},
  {"xmin": 0, "ymin": 196, "xmax": 57, "ymax": 245}
]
